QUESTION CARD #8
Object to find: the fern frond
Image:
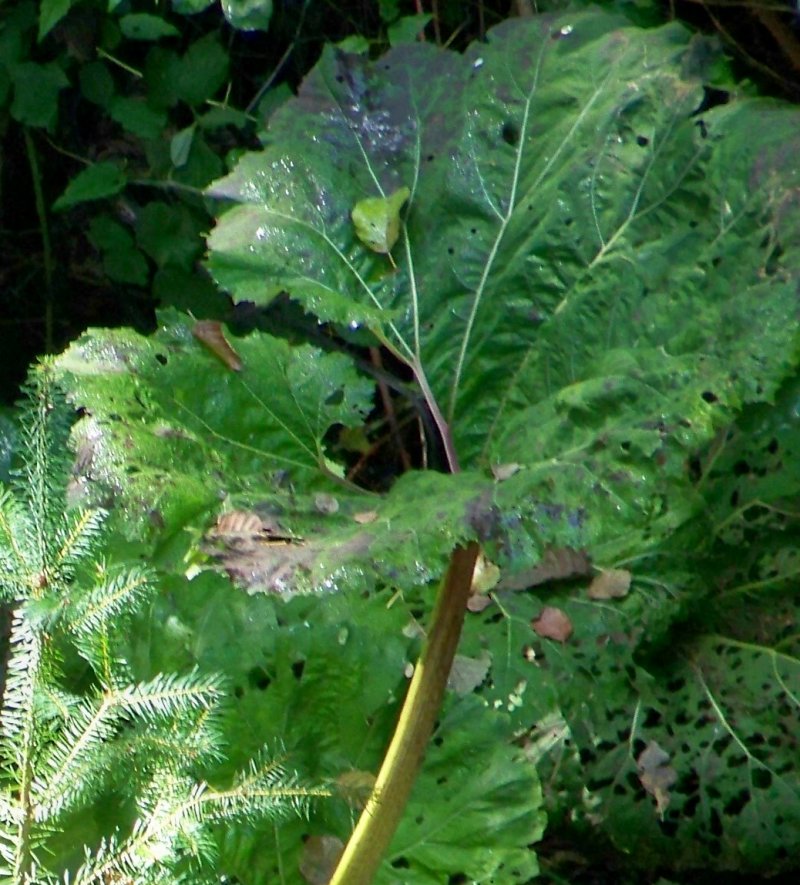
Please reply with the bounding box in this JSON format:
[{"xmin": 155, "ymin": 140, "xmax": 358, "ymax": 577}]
[
  {"xmin": 36, "ymin": 687, "xmax": 83, "ymax": 732},
  {"xmin": 0, "ymin": 365, "xmax": 316, "ymax": 879},
  {"xmin": 44, "ymin": 509, "xmax": 108, "ymax": 597},
  {"xmin": 202, "ymin": 748, "xmax": 329, "ymax": 825},
  {"xmin": 69, "ymin": 778, "xmax": 206, "ymax": 885},
  {"xmin": 114, "ymin": 707, "xmax": 226, "ymax": 779},
  {"xmin": 67, "ymin": 829, "xmax": 170, "ymax": 885}
]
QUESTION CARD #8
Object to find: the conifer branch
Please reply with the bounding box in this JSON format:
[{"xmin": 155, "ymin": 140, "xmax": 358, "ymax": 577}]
[{"xmin": 0, "ymin": 364, "xmax": 316, "ymax": 881}]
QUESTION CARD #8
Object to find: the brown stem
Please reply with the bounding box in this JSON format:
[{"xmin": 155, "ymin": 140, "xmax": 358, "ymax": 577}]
[
  {"xmin": 328, "ymin": 542, "xmax": 479, "ymax": 885},
  {"xmin": 370, "ymin": 346, "xmax": 413, "ymax": 473}
]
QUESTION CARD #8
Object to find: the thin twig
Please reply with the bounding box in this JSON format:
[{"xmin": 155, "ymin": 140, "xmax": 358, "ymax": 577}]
[
  {"xmin": 23, "ymin": 131, "xmax": 54, "ymax": 354},
  {"xmin": 370, "ymin": 346, "xmax": 413, "ymax": 472}
]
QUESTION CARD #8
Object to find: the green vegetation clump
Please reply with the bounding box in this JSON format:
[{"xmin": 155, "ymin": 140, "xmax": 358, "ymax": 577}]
[{"xmin": 2, "ymin": 1, "xmax": 800, "ymax": 882}]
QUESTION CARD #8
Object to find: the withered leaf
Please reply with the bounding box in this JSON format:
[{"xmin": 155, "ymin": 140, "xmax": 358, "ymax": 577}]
[
  {"xmin": 499, "ymin": 547, "xmax": 592, "ymax": 591},
  {"xmin": 467, "ymin": 551, "xmax": 501, "ymax": 612},
  {"xmin": 212, "ymin": 509, "xmax": 264, "ymax": 536},
  {"xmin": 202, "ymin": 529, "xmax": 372, "ymax": 596},
  {"xmin": 532, "ymin": 606, "xmax": 573, "ymax": 642},
  {"xmin": 471, "ymin": 551, "xmax": 500, "ymax": 594},
  {"xmin": 353, "ymin": 510, "xmax": 378, "ymax": 524},
  {"xmin": 491, "ymin": 462, "xmax": 522, "ymax": 481},
  {"xmin": 314, "ymin": 493, "xmax": 339, "ymax": 515},
  {"xmin": 299, "ymin": 834, "xmax": 344, "ymax": 885},
  {"xmin": 335, "ymin": 769, "xmax": 376, "ymax": 810},
  {"xmin": 192, "ymin": 320, "xmax": 243, "ymax": 371},
  {"xmin": 448, "ymin": 651, "xmax": 492, "ymax": 695},
  {"xmin": 206, "ymin": 509, "xmax": 296, "ymax": 544},
  {"xmin": 587, "ymin": 568, "xmax": 632, "ymax": 600},
  {"xmin": 637, "ymin": 740, "xmax": 677, "ymax": 818}
]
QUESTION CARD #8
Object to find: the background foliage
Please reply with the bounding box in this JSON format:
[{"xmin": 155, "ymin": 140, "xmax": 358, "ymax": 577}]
[{"xmin": 2, "ymin": 1, "xmax": 800, "ymax": 883}]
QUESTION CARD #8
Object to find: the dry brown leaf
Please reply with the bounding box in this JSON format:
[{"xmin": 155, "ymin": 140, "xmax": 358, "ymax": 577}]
[
  {"xmin": 491, "ymin": 462, "xmax": 522, "ymax": 481},
  {"xmin": 588, "ymin": 568, "xmax": 632, "ymax": 600},
  {"xmin": 532, "ymin": 606, "xmax": 573, "ymax": 642},
  {"xmin": 192, "ymin": 320, "xmax": 243, "ymax": 371},
  {"xmin": 335, "ymin": 769, "xmax": 376, "ymax": 810},
  {"xmin": 314, "ymin": 493, "xmax": 339, "ymax": 514},
  {"xmin": 202, "ymin": 529, "xmax": 371, "ymax": 595},
  {"xmin": 499, "ymin": 547, "xmax": 592, "ymax": 591},
  {"xmin": 212, "ymin": 509, "xmax": 264, "ymax": 536},
  {"xmin": 206, "ymin": 509, "xmax": 297, "ymax": 545},
  {"xmin": 470, "ymin": 551, "xmax": 500, "ymax": 593},
  {"xmin": 353, "ymin": 510, "xmax": 378, "ymax": 524},
  {"xmin": 467, "ymin": 594, "xmax": 493, "ymax": 613},
  {"xmin": 448, "ymin": 651, "xmax": 492, "ymax": 695},
  {"xmin": 299, "ymin": 834, "xmax": 344, "ymax": 885},
  {"xmin": 637, "ymin": 740, "xmax": 678, "ymax": 818}
]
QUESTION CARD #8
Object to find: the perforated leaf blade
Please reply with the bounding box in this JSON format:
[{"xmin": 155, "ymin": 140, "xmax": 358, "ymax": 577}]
[
  {"xmin": 136, "ymin": 576, "xmax": 541, "ymax": 882},
  {"xmin": 207, "ymin": 12, "xmax": 800, "ymax": 566},
  {"xmin": 509, "ymin": 570, "xmax": 800, "ymax": 873},
  {"xmin": 55, "ymin": 311, "xmax": 374, "ymax": 543},
  {"xmin": 54, "ymin": 313, "xmax": 499, "ymax": 588},
  {"xmin": 381, "ymin": 696, "xmax": 544, "ymax": 883},
  {"xmin": 699, "ymin": 374, "xmax": 800, "ymax": 547}
]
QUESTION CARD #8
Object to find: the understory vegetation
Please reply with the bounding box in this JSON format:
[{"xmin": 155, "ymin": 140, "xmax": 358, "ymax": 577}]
[{"xmin": 1, "ymin": 1, "xmax": 800, "ymax": 883}]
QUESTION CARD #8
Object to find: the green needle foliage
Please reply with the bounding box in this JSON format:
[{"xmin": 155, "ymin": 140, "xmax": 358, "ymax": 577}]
[{"xmin": 0, "ymin": 363, "xmax": 321, "ymax": 883}]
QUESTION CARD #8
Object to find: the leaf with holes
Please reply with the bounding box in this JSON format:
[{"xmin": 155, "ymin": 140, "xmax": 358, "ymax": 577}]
[
  {"xmin": 207, "ymin": 10, "xmax": 800, "ymax": 569},
  {"xmin": 55, "ymin": 310, "xmax": 374, "ymax": 543},
  {"xmin": 380, "ymin": 695, "xmax": 545, "ymax": 883}
]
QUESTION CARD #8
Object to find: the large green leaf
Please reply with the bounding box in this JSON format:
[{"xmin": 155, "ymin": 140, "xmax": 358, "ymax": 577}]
[
  {"xmin": 541, "ymin": 583, "xmax": 800, "ymax": 872},
  {"xmin": 380, "ymin": 696, "xmax": 544, "ymax": 883},
  {"xmin": 56, "ymin": 311, "xmax": 374, "ymax": 542},
  {"xmin": 207, "ymin": 11, "xmax": 800, "ymax": 561}
]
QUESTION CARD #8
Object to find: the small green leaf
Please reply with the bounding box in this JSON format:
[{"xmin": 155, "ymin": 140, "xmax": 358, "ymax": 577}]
[
  {"xmin": 199, "ymin": 106, "xmax": 250, "ymax": 130},
  {"xmin": 176, "ymin": 33, "xmax": 229, "ymax": 106},
  {"xmin": 173, "ymin": 130, "xmax": 223, "ymax": 187},
  {"xmin": 170, "ymin": 123, "xmax": 196, "ymax": 168},
  {"xmin": 119, "ymin": 13, "xmax": 180, "ymax": 41},
  {"xmin": 137, "ymin": 202, "xmax": 205, "ymax": 269},
  {"xmin": 351, "ymin": 186, "xmax": 410, "ymax": 255},
  {"xmin": 109, "ymin": 95, "xmax": 166, "ymax": 139},
  {"xmin": 88, "ymin": 216, "xmax": 149, "ymax": 286},
  {"xmin": 381, "ymin": 696, "xmax": 545, "ymax": 882},
  {"xmin": 171, "ymin": 0, "xmax": 215, "ymax": 12},
  {"xmin": 10, "ymin": 61, "xmax": 68, "ymax": 129},
  {"xmin": 53, "ymin": 162, "xmax": 127, "ymax": 212},
  {"xmin": 378, "ymin": 0, "xmax": 400, "ymax": 23},
  {"xmin": 144, "ymin": 47, "xmax": 181, "ymax": 109},
  {"xmin": 78, "ymin": 61, "xmax": 115, "ymax": 108},
  {"xmin": 38, "ymin": 0, "xmax": 77, "ymax": 40},
  {"xmin": 335, "ymin": 34, "xmax": 370, "ymax": 54},
  {"xmin": 221, "ymin": 0, "xmax": 273, "ymax": 32},
  {"xmin": 387, "ymin": 14, "xmax": 432, "ymax": 46}
]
